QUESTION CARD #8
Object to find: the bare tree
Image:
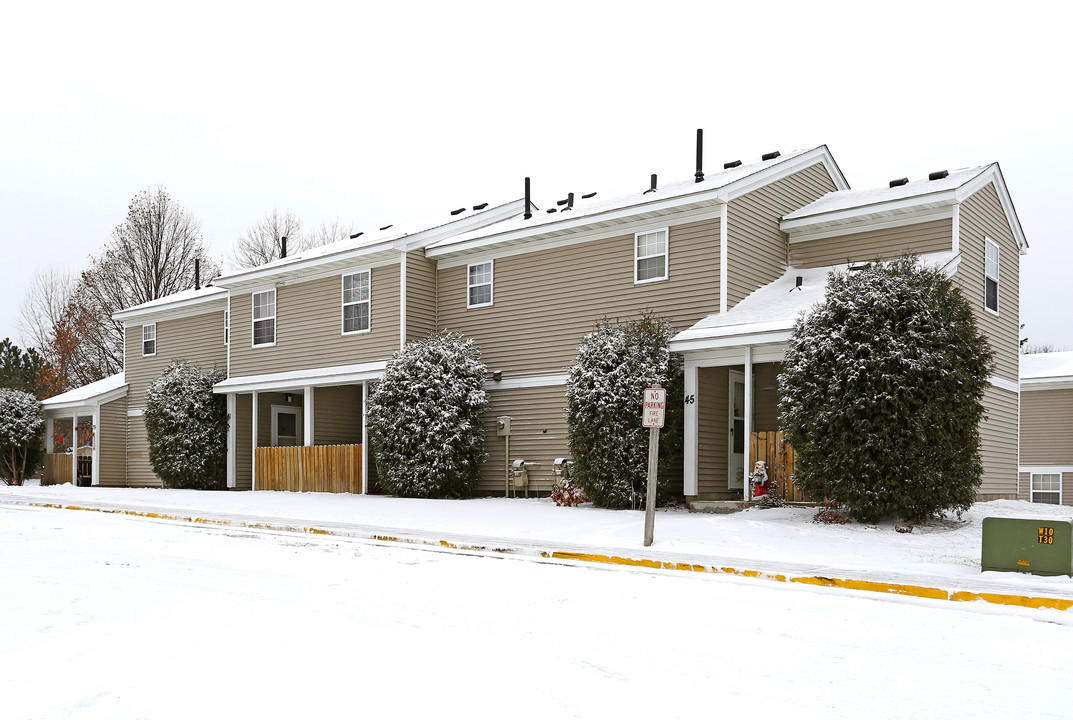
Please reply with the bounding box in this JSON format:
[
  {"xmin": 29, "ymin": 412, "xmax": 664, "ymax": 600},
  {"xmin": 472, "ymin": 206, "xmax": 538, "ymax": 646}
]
[
  {"xmin": 305, "ymin": 219, "xmax": 357, "ymax": 249},
  {"xmin": 58, "ymin": 186, "xmax": 219, "ymax": 385},
  {"xmin": 1021, "ymin": 343, "xmax": 1064, "ymax": 354},
  {"xmin": 228, "ymin": 209, "xmax": 303, "ymax": 269},
  {"xmin": 16, "ymin": 265, "xmax": 77, "ymax": 353}
]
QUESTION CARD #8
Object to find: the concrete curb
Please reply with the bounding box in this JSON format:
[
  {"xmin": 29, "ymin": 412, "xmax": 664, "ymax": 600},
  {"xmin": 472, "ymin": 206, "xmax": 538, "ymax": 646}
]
[{"xmin": 25, "ymin": 500, "xmax": 1073, "ymax": 613}]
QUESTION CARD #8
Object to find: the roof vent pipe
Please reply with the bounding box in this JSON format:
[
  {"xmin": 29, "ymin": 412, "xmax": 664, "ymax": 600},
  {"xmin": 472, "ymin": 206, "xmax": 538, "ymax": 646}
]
[
  {"xmin": 694, "ymin": 129, "xmax": 704, "ymax": 183},
  {"xmin": 524, "ymin": 177, "xmax": 532, "ymax": 220},
  {"xmin": 280, "ymin": 236, "xmax": 287, "ymax": 259},
  {"xmin": 644, "ymin": 174, "xmax": 657, "ymax": 194},
  {"xmin": 889, "ymin": 177, "xmax": 909, "ymax": 188},
  {"xmin": 194, "ymin": 258, "xmax": 200, "ymax": 291},
  {"xmin": 929, "ymin": 170, "xmax": 949, "ymax": 181},
  {"xmin": 566, "ymin": 192, "xmax": 574, "ymax": 210},
  {"xmin": 762, "ymin": 151, "xmax": 781, "ymax": 161}
]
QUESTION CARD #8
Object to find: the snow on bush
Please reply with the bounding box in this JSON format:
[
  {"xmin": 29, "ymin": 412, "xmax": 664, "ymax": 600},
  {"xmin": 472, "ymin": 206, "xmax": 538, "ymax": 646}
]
[
  {"xmin": 367, "ymin": 332, "xmax": 488, "ymax": 498},
  {"xmin": 144, "ymin": 361, "xmax": 228, "ymax": 490},
  {"xmin": 0, "ymin": 388, "xmax": 44, "ymax": 486},
  {"xmin": 779, "ymin": 256, "xmax": 993, "ymax": 523},
  {"xmin": 565, "ymin": 314, "xmax": 682, "ymax": 509}
]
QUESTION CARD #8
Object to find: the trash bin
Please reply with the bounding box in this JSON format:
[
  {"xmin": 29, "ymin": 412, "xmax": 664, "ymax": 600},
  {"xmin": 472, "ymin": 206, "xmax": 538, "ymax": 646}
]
[{"xmin": 76, "ymin": 477, "xmax": 91, "ymax": 487}]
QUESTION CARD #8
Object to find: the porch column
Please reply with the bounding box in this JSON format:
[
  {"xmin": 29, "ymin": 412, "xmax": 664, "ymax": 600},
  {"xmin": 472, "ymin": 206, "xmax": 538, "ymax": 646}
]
[
  {"xmin": 70, "ymin": 410, "xmax": 78, "ymax": 485},
  {"xmin": 226, "ymin": 394, "xmax": 237, "ymax": 489},
  {"xmin": 91, "ymin": 405, "xmax": 100, "ymax": 486},
  {"xmin": 361, "ymin": 380, "xmax": 369, "ymax": 495},
  {"xmin": 683, "ymin": 362, "xmax": 698, "ymax": 496},
  {"xmin": 45, "ymin": 417, "xmax": 53, "ymax": 455},
  {"xmin": 744, "ymin": 347, "xmax": 753, "ymax": 502},
  {"xmin": 252, "ymin": 391, "xmax": 259, "ymax": 491},
  {"xmin": 303, "ymin": 386, "xmax": 314, "ymax": 446}
]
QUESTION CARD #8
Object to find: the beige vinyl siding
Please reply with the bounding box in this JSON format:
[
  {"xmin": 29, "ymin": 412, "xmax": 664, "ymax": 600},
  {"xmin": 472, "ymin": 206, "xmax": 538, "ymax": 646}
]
[
  {"xmin": 97, "ymin": 395, "xmax": 127, "ymax": 486},
  {"xmin": 439, "ymin": 215, "xmax": 721, "ymax": 377},
  {"xmin": 235, "ymin": 394, "xmax": 252, "ymax": 490},
  {"xmin": 697, "ymin": 367, "xmax": 732, "ymax": 500},
  {"xmin": 1020, "ymin": 388, "xmax": 1073, "ymax": 466},
  {"xmin": 406, "ymin": 251, "xmax": 437, "ymax": 342},
  {"xmin": 1018, "ymin": 471, "xmax": 1073, "ymax": 506},
  {"xmin": 481, "ymin": 385, "xmax": 571, "ymax": 496},
  {"xmin": 727, "ymin": 163, "xmax": 837, "ymax": 306},
  {"xmin": 229, "ymin": 265, "xmax": 401, "ymax": 378},
  {"xmin": 955, "ymin": 183, "xmax": 1020, "ymax": 382},
  {"xmin": 789, "ymin": 218, "xmax": 953, "ymax": 269},
  {"xmin": 313, "ymin": 385, "xmax": 362, "ymax": 445},
  {"xmin": 123, "ymin": 307, "xmax": 228, "ymax": 486},
  {"xmin": 978, "ymin": 384, "xmax": 1018, "ymax": 500}
]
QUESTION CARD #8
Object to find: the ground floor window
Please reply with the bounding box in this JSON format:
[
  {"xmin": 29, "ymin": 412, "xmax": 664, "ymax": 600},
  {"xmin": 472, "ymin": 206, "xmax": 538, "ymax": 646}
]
[{"xmin": 1031, "ymin": 472, "xmax": 1061, "ymax": 505}]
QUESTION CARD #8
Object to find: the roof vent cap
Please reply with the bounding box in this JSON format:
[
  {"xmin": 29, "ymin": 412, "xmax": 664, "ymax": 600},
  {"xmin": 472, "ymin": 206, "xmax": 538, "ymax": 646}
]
[
  {"xmin": 928, "ymin": 170, "xmax": 949, "ymax": 181},
  {"xmin": 762, "ymin": 151, "xmax": 781, "ymax": 161},
  {"xmin": 889, "ymin": 177, "xmax": 909, "ymax": 188},
  {"xmin": 724, "ymin": 160, "xmax": 742, "ymax": 169}
]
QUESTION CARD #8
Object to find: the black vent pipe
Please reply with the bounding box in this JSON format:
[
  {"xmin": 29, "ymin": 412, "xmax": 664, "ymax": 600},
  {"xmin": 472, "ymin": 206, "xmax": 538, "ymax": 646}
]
[
  {"xmin": 194, "ymin": 258, "xmax": 200, "ymax": 290},
  {"xmin": 644, "ymin": 174, "xmax": 657, "ymax": 194},
  {"xmin": 524, "ymin": 177, "xmax": 532, "ymax": 220},
  {"xmin": 280, "ymin": 236, "xmax": 288, "ymax": 259},
  {"xmin": 695, "ymin": 129, "xmax": 704, "ymax": 183}
]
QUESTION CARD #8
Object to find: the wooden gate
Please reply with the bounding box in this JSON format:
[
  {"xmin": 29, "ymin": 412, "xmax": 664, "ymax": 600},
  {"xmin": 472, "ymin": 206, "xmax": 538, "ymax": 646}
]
[
  {"xmin": 750, "ymin": 431, "xmax": 810, "ymax": 502},
  {"xmin": 42, "ymin": 454, "xmax": 73, "ymax": 486},
  {"xmin": 255, "ymin": 444, "xmax": 362, "ymax": 493}
]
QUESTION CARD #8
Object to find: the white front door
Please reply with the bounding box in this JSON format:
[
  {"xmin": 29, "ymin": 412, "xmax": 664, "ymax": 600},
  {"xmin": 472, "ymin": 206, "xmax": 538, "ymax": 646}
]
[
  {"xmin": 728, "ymin": 370, "xmax": 744, "ymax": 489},
  {"xmin": 271, "ymin": 406, "xmax": 302, "ymax": 446}
]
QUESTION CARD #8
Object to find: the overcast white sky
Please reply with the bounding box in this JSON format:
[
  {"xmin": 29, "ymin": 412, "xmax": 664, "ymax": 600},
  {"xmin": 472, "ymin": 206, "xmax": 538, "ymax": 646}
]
[{"xmin": 2, "ymin": 1, "xmax": 1069, "ymax": 350}]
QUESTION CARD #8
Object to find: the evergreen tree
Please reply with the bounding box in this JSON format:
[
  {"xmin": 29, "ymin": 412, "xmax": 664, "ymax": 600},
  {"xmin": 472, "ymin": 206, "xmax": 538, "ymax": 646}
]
[
  {"xmin": 565, "ymin": 314, "xmax": 683, "ymax": 509},
  {"xmin": 367, "ymin": 332, "xmax": 488, "ymax": 498},
  {"xmin": 143, "ymin": 361, "xmax": 228, "ymax": 490},
  {"xmin": 0, "ymin": 338, "xmax": 52, "ymax": 398},
  {"xmin": 779, "ymin": 257, "xmax": 993, "ymax": 523},
  {"xmin": 0, "ymin": 389, "xmax": 44, "ymax": 486}
]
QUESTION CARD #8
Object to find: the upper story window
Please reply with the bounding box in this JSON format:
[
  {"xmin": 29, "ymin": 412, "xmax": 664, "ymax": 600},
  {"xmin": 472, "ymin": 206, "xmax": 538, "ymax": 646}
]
[
  {"xmin": 985, "ymin": 237, "xmax": 1000, "ymax": 314},
  {"xmin": 468, "ymin": 261, "xmax": 493, "ymax": 308},
  {"xmin": 342, "ymin": 271, "xmax": 371, "ymax": 334},
  {"xmin": 635, "ymin": 228, "xmax": 668, "ymax": 283},
  {"xmin": 252, "ymin": 289, "xmax": 276, "ymax": 346},
  {"xmin": 224, "ymin": 310, "xmax": 230, "ymax": 346},
  {"xmin": 142, "ymin": 323, "xmax": 156, "ymax": 356}
]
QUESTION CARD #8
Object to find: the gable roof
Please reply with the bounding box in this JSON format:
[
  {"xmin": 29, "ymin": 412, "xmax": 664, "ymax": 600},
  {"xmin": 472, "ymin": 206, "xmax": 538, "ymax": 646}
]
[
  {"xmin": 113, "ymin": 285, "xmax": 228, "ymax": 323},
  {"xmin": 1020, "ymin": 351, "xmax": 1073, "ymax": 390},
  {"xmin": 426, "ymin": 146, "xmax": 848, "ymax": 260},
  {"xmin": 782, "ymin": 163, "xmax": 1027, "ymax": 252},
  {"xmin": 42, "ymin": 372, "xmax": 128, "ymax": 411}
]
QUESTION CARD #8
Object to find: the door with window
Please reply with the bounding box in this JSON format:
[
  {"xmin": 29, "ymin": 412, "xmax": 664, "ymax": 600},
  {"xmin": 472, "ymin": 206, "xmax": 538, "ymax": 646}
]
[
  {"xmin": 272, "ymin": 406, "xmax": 302, "ymax": 447},
  {"xmin": 728, "ymin": 370, "xmax": 744, "ymax": 489}
]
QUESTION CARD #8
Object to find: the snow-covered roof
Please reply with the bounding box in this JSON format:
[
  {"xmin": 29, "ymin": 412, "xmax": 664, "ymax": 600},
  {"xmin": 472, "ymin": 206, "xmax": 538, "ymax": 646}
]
[
  {"xmin": 42, "ymin": 372, "xmax": 127, "ymax": 411},
  {"xmin": 1020, "ymin": 351, "xmax": 1073, "ymax": 390},
  {"xmin": 669, "ymin": 251, "xmax": 960, "ymax": 353},
  {"xmin": 113, "ymin": 285, "xmax": 228, "ymax": 323},
  {"xmin": 426, "ymin": 146, "xmax": 846, "ymax": 259},
  {"xmin": 214, "ymin": 361, "xmax": 388, "ymax": 394}
]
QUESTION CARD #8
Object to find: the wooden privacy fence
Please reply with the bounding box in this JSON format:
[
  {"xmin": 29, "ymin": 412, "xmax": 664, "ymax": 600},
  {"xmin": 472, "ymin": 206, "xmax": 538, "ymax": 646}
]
[
  {"xmin": 255, "ymin": 444, "xmax": 362, "ymax": 493},
  {"xmin": 42, "ymin": 454, "xmax": 72, "ymax": 486},
  {"xmin": 750, "ymin": 431, "xmax": 811, "ymax": 502}
]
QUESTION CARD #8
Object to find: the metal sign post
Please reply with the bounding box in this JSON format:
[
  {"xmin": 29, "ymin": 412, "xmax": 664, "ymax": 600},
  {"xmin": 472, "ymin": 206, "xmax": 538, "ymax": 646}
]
[{"xmin": 642, "ymin": 388, "xmax": 666, "ymax": 547}]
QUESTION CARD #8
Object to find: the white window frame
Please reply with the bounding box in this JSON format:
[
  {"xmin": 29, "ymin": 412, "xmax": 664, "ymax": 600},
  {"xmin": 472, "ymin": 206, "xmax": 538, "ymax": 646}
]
[
  {"xmin": 1030, "ymin": 471, "xmax": 1062, "ymax": 505},
  {"xmin": 984, "ymin": 237, "xmax": 1000, "ymax": 315},
  {"xmin": 634, "ymin": 228, "xmax": 669, "ymax": 284},
  {"xmin": 341, "ymin": 270, "xmax": 372, "ymax": 335},
  {"xmin": 142, "ymin": 323, "xmax": 156, "ymax": 357},
  {"xmin": 224, "ymin": 310, "xmax": 230, "ymax": 346},
  {"xmin": 467, "ymin": 260, "xmax": 493, "ymax": 308},
  {"xmin": 252, "ymin": 289, "xmax": 276, "ymax": 348}
]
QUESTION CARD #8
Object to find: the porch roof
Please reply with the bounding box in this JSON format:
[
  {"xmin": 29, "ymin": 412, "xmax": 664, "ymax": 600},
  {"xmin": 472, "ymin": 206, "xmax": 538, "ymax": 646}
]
[
  {"xmin": 213, "ymin": 361, "xmax": 388, "ymax": 394},
  {"xmin": 670, "ymin": 251, "xmax": 960, "ymax": 353},
  {"xmin": 42, "ymin": 372, "xmax": 128, "ymax": 413},
  {"xmin": 1020, "ymin": 351, "xmax": 1073, "ymax": 391}
]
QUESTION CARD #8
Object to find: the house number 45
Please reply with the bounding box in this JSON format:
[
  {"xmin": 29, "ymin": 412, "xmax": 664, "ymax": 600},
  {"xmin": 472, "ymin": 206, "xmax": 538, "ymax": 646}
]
[{"xmin": 684, "ymin": 394, "xmax": 695, "ymax": 405}]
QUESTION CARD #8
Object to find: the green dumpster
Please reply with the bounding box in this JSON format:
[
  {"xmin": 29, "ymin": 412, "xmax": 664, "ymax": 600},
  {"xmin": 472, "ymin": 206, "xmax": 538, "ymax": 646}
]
[{"xmin": 981, "ymin": 517, "xmax": 1073, "ymax": 577}]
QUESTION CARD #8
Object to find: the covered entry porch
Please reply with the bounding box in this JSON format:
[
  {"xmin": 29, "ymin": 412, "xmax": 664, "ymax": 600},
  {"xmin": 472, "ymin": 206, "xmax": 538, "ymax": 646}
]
[
  {"xmin": 40, "ymin": 373, "xmax": 128, "ymax": 487},
  {"xmin": 214, "ymin": 362, "xmax": 385, "ymax": 493}
]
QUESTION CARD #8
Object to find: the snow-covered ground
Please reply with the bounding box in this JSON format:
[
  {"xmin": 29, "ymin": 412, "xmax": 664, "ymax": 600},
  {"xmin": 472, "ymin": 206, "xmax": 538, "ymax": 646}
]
[
  {"xmin": 3, "ymin": 482, "xmax": 1073, "ymax": 600},
  {"xmin": 2, "ymin": 493, "xmax": 1072, "ymax": 719}
]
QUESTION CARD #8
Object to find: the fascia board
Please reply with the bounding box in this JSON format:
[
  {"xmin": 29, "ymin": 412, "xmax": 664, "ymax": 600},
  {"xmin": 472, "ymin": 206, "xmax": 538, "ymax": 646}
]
[
  {"xmin": 781, "ymin": 191, "xmax": 958, "ymax": 233},
  {"xmin": 722, "ymin": 147, "xmax": 849, "ymax": 201},
  {"xmin": 683, "ymin": 343, "xmax": 787, "ymax": 368},
  {"xmin": 213, "ymin": 362, "xmax": 388, "ymax": 394},
  {"xmin": 669, "ymin": 328, "xmax": 793, "ymax": 353},
  {"xmin": 43, "ymin": 384, "xmax": 129, "ymax": 412},
  {"xmin": 112, "ymin": 290, "xmax": 228, "ymax": 323}
]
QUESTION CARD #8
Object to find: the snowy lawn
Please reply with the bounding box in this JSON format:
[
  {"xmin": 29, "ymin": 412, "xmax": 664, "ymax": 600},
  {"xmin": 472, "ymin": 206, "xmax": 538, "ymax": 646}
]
[
  {"xmin": 3, "ymin": 503, "xmax": 1073, "ymax": 719},
  {"xmin": 3, "ymin": 483, "xmax": 1073, "ymax": 601}
]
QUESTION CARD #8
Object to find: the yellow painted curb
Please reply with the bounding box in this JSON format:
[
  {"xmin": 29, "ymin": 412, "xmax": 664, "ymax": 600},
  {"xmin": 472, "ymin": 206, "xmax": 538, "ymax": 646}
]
[{"xmin": 22, "ymin": 500, "xmax": 1073, "ymax": 613}]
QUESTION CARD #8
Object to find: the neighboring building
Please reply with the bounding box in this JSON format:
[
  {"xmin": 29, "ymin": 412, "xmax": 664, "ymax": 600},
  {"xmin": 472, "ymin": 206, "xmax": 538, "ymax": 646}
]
[
  {"xmin": 1019, "ymin": 351, "xmax": 1073, "ymax": 505},
  {"xmin": 41, "ymin": 142, "xmax": 1028, "ymax": 505}
]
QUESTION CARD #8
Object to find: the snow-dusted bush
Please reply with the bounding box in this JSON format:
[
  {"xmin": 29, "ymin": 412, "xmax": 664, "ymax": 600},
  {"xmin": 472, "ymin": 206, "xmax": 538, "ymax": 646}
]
[
  {"xmin": 144, "ymin": 361, "xmax": 228, "ymax": 490},
  {"xmin": 565, "ymin": 314, "xmax": 682, "ymax": 509},
  {"xmin": 367, "ymin": 332, "xmax": 488, "ymax": 498},
  {"xmin": 0, "ymin": 388, "xmax": 44, "ymax": 486},
  {"xmin": 779, "ymin": 256, "xmax": 993, "ymax": 523}
]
